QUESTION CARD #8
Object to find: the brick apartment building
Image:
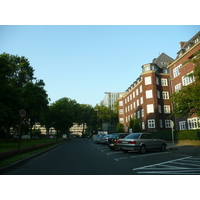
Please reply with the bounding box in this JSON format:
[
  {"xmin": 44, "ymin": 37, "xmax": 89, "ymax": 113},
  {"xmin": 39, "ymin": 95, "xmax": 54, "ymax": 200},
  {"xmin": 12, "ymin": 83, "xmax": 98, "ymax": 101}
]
[
  {"xmin": 168, "ymin": 31, "xmax": 200, "ymax": 131},
  {"xmin": 118, "ymin": 31, "xmax": 200, "ymax": 133},
  {"xmin": 118, "ymin": 53, "xmax": 174, "ymax": 132}
]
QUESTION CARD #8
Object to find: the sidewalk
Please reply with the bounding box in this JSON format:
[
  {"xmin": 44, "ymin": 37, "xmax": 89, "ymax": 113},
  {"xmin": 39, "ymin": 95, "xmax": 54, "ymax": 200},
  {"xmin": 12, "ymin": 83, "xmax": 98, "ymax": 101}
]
[{"xmin": 166, "ymin": 140, "xmax": 200, "ymax": 157}]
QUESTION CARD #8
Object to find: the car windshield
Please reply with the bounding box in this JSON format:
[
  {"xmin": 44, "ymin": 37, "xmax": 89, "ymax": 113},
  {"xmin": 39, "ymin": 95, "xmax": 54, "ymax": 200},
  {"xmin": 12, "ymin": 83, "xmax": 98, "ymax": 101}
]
[
  {"xmin": 124, "ymin": 133, "xmax": 141, "ymax": 139},
  {"xmin": 109, "ymin": 134, "xmax": 119, "ymax": 138}
]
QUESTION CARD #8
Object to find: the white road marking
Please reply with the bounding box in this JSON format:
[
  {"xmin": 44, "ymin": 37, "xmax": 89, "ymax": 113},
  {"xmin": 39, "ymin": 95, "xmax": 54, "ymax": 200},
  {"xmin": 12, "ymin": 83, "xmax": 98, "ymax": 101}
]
[
  {"xmin": 114, "ymin": 152, "xmax": 169, "ymax": 161},
  {"xmin": 132, "ymin": 156, "xmax": 192, "ymax": 171}
]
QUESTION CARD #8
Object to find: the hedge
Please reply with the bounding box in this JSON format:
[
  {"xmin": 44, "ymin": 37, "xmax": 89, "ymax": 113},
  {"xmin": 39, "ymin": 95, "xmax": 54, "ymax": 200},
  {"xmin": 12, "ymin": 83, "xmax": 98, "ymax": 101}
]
[{"xmin": 150, "ymin": 129, "xmax": 200, "ymax": 141}]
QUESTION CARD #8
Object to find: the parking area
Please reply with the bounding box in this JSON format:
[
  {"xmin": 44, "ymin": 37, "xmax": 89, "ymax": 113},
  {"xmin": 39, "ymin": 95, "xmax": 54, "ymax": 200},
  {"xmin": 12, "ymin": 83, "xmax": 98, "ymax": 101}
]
[{"xmin": 89, "ymin": 139, "xmax": 200, "ymax": 175}]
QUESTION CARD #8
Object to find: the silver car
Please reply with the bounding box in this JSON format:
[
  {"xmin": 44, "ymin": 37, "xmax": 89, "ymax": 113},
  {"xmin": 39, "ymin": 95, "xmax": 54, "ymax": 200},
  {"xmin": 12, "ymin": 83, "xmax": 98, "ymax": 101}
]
[{"xmin": 117, "ymin": 133, "xmax": 167, "ymax": 154}]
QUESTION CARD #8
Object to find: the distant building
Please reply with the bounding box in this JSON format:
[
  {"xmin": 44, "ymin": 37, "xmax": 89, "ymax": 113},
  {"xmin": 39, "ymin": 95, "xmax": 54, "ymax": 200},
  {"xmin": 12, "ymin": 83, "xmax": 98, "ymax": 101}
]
[
  {"xmin": 70, "ymin": 123, "xmax": 86, "ymax": 136},
  {"xmin": 168, "ymin": 31, "xmax": 200, "ymax": 130},
  {"xmin": 118, "ymin": 53, "xmax": 174, "ymax": 132}
]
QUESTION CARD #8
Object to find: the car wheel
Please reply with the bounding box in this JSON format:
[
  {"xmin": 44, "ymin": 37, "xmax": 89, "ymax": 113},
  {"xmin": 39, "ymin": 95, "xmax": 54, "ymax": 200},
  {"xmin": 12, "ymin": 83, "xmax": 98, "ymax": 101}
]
[
  {"xmin": 123, "ymin": 150, "xmax": 128, "ymax": 153},
  {"xmin": 139, "ymin": 145, "xmax": 146, "ymax": 154},
  {"xmin": 109, "ymin": 147, "xmax": 115, "ymax": 150},
  {"xmin": 160, "ymin": 144, "xmax": 166, "ymax": 152}
]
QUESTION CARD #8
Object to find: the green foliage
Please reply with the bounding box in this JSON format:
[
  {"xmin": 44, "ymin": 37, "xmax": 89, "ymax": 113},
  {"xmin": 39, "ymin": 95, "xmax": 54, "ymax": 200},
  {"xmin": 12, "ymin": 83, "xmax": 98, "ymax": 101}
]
[
  {"xmin": 0, "ymin": 53, "xmax": 49, "ymax": 140},
  {"xmin": 116, "ymin": 122, "xmax": 124, "ymax": 133},
  {"xmin": 170, "ymin": 50, "xmax": 200, "ymax": 117},
  {"xmin": 129, "ymin": 117, "xmax": 141, "ymax": 133}
]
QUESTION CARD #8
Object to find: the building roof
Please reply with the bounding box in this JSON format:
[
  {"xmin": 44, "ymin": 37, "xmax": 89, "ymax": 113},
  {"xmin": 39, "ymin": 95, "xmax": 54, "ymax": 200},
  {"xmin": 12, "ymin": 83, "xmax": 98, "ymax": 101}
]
[{"xmin": 152, "ymin": 52, "xmax": 174, "ymax": 68}]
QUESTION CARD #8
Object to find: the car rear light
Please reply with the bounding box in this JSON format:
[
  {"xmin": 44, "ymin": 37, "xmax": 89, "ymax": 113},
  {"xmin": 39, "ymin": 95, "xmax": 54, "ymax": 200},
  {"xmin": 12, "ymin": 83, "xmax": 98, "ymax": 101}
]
[
  {"xmin": 128, "ymin": 141, "xmax": 136, "ymax": 144},
  {"xmin": 116, "ymin": 140, "xmax": 121, "ymax": 143}
]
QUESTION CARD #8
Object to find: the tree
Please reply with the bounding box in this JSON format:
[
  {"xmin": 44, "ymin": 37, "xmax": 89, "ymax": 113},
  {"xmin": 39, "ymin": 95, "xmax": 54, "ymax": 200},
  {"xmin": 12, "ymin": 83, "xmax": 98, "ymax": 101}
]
[
  {"xmin": 21, "ymin": 80, "xmax": 49, "ymax": 138},
  {"xmin": 170, "ymin": 50, "xmax": 200, "ymax": 117},
  {"xmin": 0, "ymin": 53, "xmax": 35, "ymax": 141},
  {"xmin": 49, "ymin": 97, "xmax": 79, "ymax": 138},
  {"xmin": 116, "ymin": 122, "xmax": 124, "ymax": 133}
]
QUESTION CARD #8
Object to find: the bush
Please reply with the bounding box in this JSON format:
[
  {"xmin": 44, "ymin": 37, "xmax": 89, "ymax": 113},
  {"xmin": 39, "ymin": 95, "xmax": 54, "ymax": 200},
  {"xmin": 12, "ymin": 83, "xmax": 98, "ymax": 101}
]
[{"xmin": 150, "ymin": 129, "xmax": 200, "ymax": 141}]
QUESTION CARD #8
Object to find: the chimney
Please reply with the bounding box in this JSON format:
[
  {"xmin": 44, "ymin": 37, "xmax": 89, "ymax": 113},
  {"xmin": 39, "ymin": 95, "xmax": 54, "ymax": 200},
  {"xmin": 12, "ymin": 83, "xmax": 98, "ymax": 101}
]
[{"xmin": 180, "ymin": 41, "xmax": 186, "ymax": 48}]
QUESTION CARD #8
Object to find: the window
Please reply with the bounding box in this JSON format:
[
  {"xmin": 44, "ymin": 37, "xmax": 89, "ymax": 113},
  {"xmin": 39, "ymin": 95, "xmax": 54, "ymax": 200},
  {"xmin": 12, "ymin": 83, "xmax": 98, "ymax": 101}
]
[
  {"xmin": 137, "ymin": 111, "xmax": 140, "ymax": 118},
  {"xmin": 127, "ymin": 96, "xmax": 129, "ymax": 102},
  {"xmin": 162, "ymin": 91, "xmax": 169, "ymax": 99},
  {"xmin": 160, "ymin": 119, "xmax": 163, "ymax": 128},
  {"xmin": 140, "ymin": 85, "xmax": 143, "ymax": 93},
  {"xmin": 141, "ymin": 109, "xmax": 144, "ymax": 117},
  {"xmin": 175, "ymin": 83, "xmax": 181, "ymax": 92},
  {"xmin": 145, "ymin": 76, "xmax": 152, "ymax": 85},
  {"xmin": 140, "ymin": 97, "xmax": 143, "ymax": 104},
  {"xmin": 161, "ymin": 79, "xmax": 168, "ymax": 86},
  {"xmin": 136, "ymin": 89, "xmax": 139, "ymax": 96},
  {"xmin": 173, "ymin": 64, "xmax": 182, "ymax": 78},
  {"xmin": 130, "ymin": 104, "xmax": 132, "ymax": 110},
  {"xmin": 137, "ymin": 99, "xmax": 139, "ymax": 106},
  {"xmin": 165, "ymin": 120, "xmax": 171, "ymax": 128},
  {"xmin": 157, "ymin": 90, "xmax": 160, "ymax": 98},
  {"xmin": 164, "ymin": 105, "xmax": 170, "ymax": 113},
  {"xmin": 148, "ymin": 119, "xmax": 155, "ymax": 128},
  {"xmin": 179, "ymin": 121, "xmax": 186, "ymax": 130},
  {"xmin": 158, "ymin": 105, "xmax": 162, "ymax": 113},
  {"xmin": 119, "ymin": 109, "xmax": 123, "ymax": 114},
  {"xmin": 182, "ymin": 71, "xmax": 194, "ymax": 86},
  {"xmin": 188, "ymin": 118, "xmax": 200, "ymax": 130},
  {"xmin": 119, "ymin": 118, "xmax": 124, "ymax": 123},
  {"xmin": 146, "ymin": 90, "xmax": 153, "ymax": 99},
  {"xmin": 147, "ymin": 104, "xmax": 154, "ymax": 113},
  {"xmin": 130, "ymin": 94, "xmax": 132, "ymax": 100},
  {"xmin": 119, "ymin": 101, "xmax": 123, "ymax": 106},
  {"xmin": 133, "ymin": 91, "xmax": 135, "ymax": 98},
  {"xmin": 133, "ymin": 102, "xmax": 136, "ymax": 108},
  {"xmin": 134, "ymin": 113, "xmax": 136, "ymax": 119},
  {"xmin": 142, "ymin": 122, "xmax": 145, "ymax": 130},
  {"xmin": 195, "ymin": 38, "xmax": 199, "ymax": 44},
  {"xmin": 156, "ymin": 77, "xmax": 159, "ymax": 85}
]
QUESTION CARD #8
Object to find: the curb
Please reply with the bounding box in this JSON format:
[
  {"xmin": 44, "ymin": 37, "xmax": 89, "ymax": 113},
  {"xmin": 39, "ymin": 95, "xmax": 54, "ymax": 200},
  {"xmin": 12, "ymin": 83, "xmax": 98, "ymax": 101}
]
[{"xmin": 0, "ymin": 141, "xmax": 67, "ymax": 175}]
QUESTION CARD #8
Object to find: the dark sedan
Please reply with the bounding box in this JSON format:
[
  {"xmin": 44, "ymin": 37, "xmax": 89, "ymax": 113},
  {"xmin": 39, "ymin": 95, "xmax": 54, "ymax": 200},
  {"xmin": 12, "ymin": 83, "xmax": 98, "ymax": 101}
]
[{"xmin": 107, "ymin": 133, "xmax": 129, "ymax": 150}]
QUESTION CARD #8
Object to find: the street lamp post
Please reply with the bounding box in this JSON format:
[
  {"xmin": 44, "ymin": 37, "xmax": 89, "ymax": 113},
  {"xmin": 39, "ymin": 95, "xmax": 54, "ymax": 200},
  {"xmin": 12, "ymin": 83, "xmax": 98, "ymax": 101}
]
[
  {"xmin": 105, "ymin": 92, "xmax": 112, "ymax": 134},
  {"xmin": 94, "ymin": 109, "xmax": 98, "ymax": 134}
]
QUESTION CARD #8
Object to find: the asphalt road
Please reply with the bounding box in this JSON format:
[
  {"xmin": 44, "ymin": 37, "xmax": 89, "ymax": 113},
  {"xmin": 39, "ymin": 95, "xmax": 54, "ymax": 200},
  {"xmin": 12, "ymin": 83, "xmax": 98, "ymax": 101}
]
[{"xmin": 2, "ymin": 138, "xmax": 200, "ymax": 175}]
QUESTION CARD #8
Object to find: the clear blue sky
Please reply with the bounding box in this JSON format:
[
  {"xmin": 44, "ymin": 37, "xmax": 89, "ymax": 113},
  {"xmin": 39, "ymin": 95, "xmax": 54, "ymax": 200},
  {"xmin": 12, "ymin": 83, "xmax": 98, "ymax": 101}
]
[{"xmin": 0, "ymin": 25, "xmax": 199, "ymax": 106}]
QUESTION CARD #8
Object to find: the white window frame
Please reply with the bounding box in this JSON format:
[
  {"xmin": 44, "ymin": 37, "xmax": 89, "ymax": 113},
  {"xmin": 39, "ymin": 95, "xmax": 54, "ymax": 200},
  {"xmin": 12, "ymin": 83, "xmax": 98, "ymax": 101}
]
[
  {"xmin": 161, "ymin": 78, "xmax": 168, "ymax": 86},
  {"xmin": 119, "ymin": 109, "xmax": 123, "ymax": 114},
  {"xmin": 140, "ymin": 85, "xmax": 143, "ymax": 93},
  {"xmin": 175, "ymin": 83, "xmax": 181, "ymax": 92},
  {"xmin": 164, "ymin": 105, "xmax": 170, "ymax": 113},
  {"xmin": 146, "ymin": 90, "xmax": 153, "ymax": 99},
  {"xmin": 142, "ymin": 122, "xmax": 145, "ymax": 130},
  {"xmin": 137, "ymin": 111, "xmax": 140, "ymax": 118},
  {"xmin": 141, "ymin": 109, "xmax": 144, "ymax": 117},
  {"xmin": 140, "ymin": 97, "xmax": 143, "ymax": 104},
  {"xmin": 119, "ymin": 101, "xmax": 123, "ymax": 106},
  {"xmin": 188, "ymin": 118, "xmax": 200, "ymax": 130},
  {"xmin": 179, "ymin": 121, "xmax": 186, "ymax": 130},
  {"xmin": 182, "ymin": 71, "xmax": 194, "ymax": 86},
  {"xmin": 148, "ymin": 119, "xmax": 155, "ymax": 128},
  {"xmin": 147, "ymin": 104, "xmax": 154, "ymax": 113},
  {"xmin": 119, "ymin": 118, "xmax": 124, "ymax": 123},
  {"xmin": 162, "ymin": 91, "xmax": 169, "ymax": 99},
  {"xmin": 165, "ymin": 120, "xmax": 171, "ymax": 128},
  {"xmin": 137, "ymin": 99, "xmax": 139, "ymax": 106},
  {"xmin": 145, "ymin": 76, "xmax": 152, "ymax": 85},
  {"xmin": 173, "ymin": 64, "xmax": 182, "ymax": 78},
  {"xmin": 136, "ymin": 88, "xmax": 139, "ymax": 96}
]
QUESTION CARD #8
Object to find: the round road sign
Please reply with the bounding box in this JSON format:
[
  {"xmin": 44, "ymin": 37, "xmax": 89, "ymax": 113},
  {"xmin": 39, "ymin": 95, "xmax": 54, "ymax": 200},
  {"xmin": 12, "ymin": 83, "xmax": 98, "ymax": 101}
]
[{"xmin": 19, "ymin": 109, "xmax": 26, "ymax": 117}]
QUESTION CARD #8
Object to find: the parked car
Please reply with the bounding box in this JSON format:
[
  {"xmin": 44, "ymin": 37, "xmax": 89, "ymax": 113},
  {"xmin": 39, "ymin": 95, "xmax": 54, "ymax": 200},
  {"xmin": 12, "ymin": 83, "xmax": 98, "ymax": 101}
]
[
  {"xmin": 117, "ymin": 132, "xmax": 167, "ymax": 154},
  {"xmin": 94, "ymin": 134, "xmax": 106, "ymax": 143},
  {"xmin": 107, "ymin": 133, "xmax": 129, "ymax": 150},
  {"xmin": 99, "ymin": 134, "xmax": 114, "ymax": 144}
]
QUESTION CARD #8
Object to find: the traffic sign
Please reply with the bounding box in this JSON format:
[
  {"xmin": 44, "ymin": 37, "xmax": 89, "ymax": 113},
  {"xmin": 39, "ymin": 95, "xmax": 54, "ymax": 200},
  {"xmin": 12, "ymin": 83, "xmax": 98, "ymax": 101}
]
[{"xmin": 19, "ymin": 109, "xmax": 26, "ymax": 117}]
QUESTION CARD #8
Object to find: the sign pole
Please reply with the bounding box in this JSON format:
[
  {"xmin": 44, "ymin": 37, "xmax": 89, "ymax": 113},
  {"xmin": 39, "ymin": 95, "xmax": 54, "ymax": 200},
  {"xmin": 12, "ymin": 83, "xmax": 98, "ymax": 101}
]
[
  {"xmin": 18, "ymin": 109, "xmax": 26, "ymax": 152},
  {"xmin": 170, "ymin": 120, "xmax": 174, "ymax": 146}
]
